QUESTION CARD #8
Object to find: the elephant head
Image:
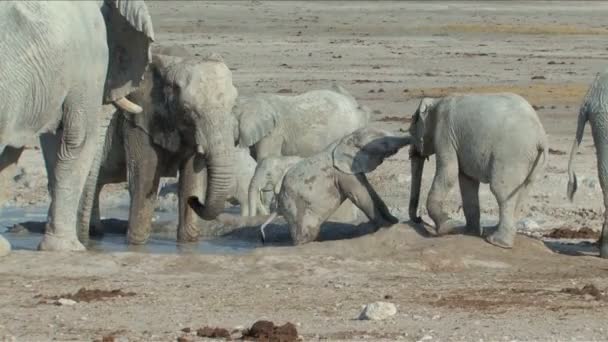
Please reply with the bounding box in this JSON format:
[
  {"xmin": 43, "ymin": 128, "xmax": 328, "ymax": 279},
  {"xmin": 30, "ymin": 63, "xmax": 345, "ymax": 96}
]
[
  {"xmin": 100, "ymin": 0, "xmax": 155, "ymax": 113},
  {"xmin": 407, "ymin": 97, "xmax": 439, "ymax": 223},
  {"xmin": 135, "ymin": 52, "xmax": 238, "ymax": 220}
]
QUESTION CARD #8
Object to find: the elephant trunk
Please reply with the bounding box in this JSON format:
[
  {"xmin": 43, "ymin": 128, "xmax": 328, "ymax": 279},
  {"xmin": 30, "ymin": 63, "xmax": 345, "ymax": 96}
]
[
  {"xmin": 189, "ymin": 125, "xmax": 234, "ymax": 220},
  {"xmin": 247, "ymin": 177, "xmax": 261, "ymax": 217},
  {"xmin": 409, "ymin": 150, "xmax": 425, "ymax": 223}
]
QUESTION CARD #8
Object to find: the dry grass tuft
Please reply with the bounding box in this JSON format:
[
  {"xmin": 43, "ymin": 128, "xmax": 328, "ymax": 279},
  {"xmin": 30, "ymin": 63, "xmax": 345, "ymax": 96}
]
[
  {"xmin": 430, "ymin": 24, "xmax": 608, "ymax": 35},
  {"xmin": 404, "ymin": 83, "xmax": 589, "ymax": 106}
]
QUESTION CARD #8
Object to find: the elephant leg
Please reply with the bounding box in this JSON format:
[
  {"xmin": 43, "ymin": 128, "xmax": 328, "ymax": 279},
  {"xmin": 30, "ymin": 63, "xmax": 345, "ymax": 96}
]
[
  {"xmin": 89, "ymin": 183, "xmax": 104, "ymax": 237},
  {"xmin": 486, "ymin": 171, "xmax": 523, "ymax": 249},
  {"xmin": 38, "ymin": 104, "xmax": 99, "ymax": 251},
  {"xmin": 340, "ymin": 173, "xmax": 398, "ymax": 228},
  {"xmin": 40, "ymin": 131, "xmax": 60, "ymax": 197},
  {"xmin": 177, "ymin": 154, "xmax": 205, "ymax": 242},
  {"xmin": 593, "ymin": 131, "xmax": 608, "ymax": 258},
  {"xmin": 459, "ymin": 172, "xmax": 481, "ymax": 236},
  {"xmin": 427, "ymin": 154, "xmax": 459, "ymax": 235},
  {"xmin": 125, "ymin": 130, "xmax": 161, "ymax": 245}
]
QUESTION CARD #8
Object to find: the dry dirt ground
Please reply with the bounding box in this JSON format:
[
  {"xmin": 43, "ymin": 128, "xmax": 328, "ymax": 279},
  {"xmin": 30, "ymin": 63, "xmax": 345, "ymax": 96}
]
[{"xmin": 2, "ymin": 1, "xmax": 608, "ymax": 341}]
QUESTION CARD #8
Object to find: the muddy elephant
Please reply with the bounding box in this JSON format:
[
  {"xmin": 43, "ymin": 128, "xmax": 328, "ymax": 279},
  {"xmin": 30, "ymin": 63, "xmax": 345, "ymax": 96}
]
[
  {"xmin": 408, "ymin": 93, "xmax": 547, "ymax": 249},
  {"xmin": 247, "ymin": 156, "xmax": 303, "ymax": 217},
  {"xmin": 246, "ymin": 127, "xmax": 410, "ymax": 245},
  {"xmin": 567, "ymin": 68, "xmax": 608, "ymax": 258},
  {"xmin": 233, "ymin": 84, "xmax": 370, "ymax": 221},
  {"xmin": 83, "ymin": 52, "xmax": 237, "ymax": 244},
  {"xmin": 0, "ymin": 1, "xmax": 154, "ymax": 251}
]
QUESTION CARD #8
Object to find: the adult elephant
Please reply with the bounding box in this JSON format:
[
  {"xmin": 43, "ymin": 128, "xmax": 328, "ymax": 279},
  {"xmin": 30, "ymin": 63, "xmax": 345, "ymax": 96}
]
[
  {"xmin": 0, "ymin": 1, "xmax": 154, "ymax": 251},
  {"xmin": 83, "ymin": 52, "xmax": 237, "ymax": 244},
  {"xmin": 233, "ymin": 85, "xmax": 370, "ymax": 160},
  {"xmin": 567, "ymin": 68, "xmax": 608, "ymax": 258}
]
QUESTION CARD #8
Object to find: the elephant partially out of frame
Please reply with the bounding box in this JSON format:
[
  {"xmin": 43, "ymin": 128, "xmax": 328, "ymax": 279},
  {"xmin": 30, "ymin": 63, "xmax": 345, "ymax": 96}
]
[
  {"xmin": 567, "ymin": 68, "xmax": 608, "ymax": 258},
  {"xmin": 0, "ymin": 1, "xmax": 154, "ymax": 251}
]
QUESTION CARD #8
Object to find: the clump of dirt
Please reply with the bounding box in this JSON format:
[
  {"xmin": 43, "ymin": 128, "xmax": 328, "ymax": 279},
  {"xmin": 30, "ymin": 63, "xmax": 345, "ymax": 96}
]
[
  {"xmin": 37, "ymin": 288, "xmax": 135, "ymax": 304},
  {"xmin": 93, "ymin": 330, "xmax": 128, "ymax": 342},
  {"xmin": 377, "ymin": 115, "xmax": 411, "ymax": 123},
  {"xmin": 243, "ymin": 320, "xmax": 299, "ymax": 342},
  {"xmin": 548, "ymin": 148, "xmax": 566, "ymax": 155},
  {"xmin": 544, "ymin": 227, "xmax": 599, "ymax": 240},
  {"xmin": 561, "ymin": 284, "xmax": 606, "ymax": 301},
  {"xmin": 196, "ymin": 326, "xmax": 231, "ymax": 339}
]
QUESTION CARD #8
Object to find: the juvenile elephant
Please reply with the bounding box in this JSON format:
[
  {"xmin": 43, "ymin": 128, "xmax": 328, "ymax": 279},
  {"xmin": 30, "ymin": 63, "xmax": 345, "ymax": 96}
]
[
  {"xmin": 226, "ymin": 147, "xmax": 265, "ymax": 216},
  {"xmin": 239, "ymin": 128, "xmax": 411, "ymax": 245},
  {"xmin": 86, "ymin": 52, "xmax": 237, "ymax": 244},
  {"xmin": 0, "ymin": 1, "xmax": 154, "ymax": 251},
  {"xmin": 234, "ymin": 85, "xmax": 370, "ymax": 160},
  {"xmin": 567, "ymin": 68, "xmax": 608, "ymax": 258},
  {"xmin": 408, "ymin": 93, "xmax": 547, "ymax": 249},
  {"xmin": 247, "ymin": 156, "xmax": 304, "ymax": 217}
]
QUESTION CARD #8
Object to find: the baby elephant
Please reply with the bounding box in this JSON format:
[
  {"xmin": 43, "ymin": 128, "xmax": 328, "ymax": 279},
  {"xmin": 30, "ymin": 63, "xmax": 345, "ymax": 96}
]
[
  {"xmin": 252, "ymin": 127, "xmax": 410, "ymax": 245},
  {"xmin": 247, "ymin": 156, "xmax": 304, "ymax": 217},
  {"xmin": 408, "ymin": 93, "xmax": 547, "ymax": 249}
]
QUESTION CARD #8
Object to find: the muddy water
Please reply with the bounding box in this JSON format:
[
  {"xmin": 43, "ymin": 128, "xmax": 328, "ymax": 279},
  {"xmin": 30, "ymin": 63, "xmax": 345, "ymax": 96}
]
[{"xmin": 0, "ymin": 205, "xmax": 260, "ymax": 254}]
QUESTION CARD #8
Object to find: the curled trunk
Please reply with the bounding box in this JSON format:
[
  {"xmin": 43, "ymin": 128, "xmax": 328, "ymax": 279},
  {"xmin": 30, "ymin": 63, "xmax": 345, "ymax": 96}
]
[
  {"xmin": 409, "ymin": 153, "xmax": 425, "ymax": 223},
  {"xmin": 189, "ymin": 149, "xmax": 234, "ymax": 220}
]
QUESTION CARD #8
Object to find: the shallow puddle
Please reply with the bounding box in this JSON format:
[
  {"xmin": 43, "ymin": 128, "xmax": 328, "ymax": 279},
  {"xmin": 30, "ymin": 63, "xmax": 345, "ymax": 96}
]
[{"xmin": 0, "ymin": 205, "xmax": 261, "ymax": 254}]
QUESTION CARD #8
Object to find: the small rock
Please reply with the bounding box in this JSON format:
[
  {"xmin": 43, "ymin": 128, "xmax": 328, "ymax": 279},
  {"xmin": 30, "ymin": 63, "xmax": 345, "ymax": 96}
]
[
  {"xmin": 56, "ymin": 298, "xmax": 77, "ymax": 306},
  {"xmin": 0, "ymin": 235, "xmax": 11, "ymax": 257},
  {"xmin": 417, "ymin": 335, "xmax": 433, "ymax": 342},
  {"xmin": 359, "ymin": 301, "xmax": 397, "ymax": 320},
  {"xmin": 517, "ymin": 218, "xmax": 539, "ymax": 232}
]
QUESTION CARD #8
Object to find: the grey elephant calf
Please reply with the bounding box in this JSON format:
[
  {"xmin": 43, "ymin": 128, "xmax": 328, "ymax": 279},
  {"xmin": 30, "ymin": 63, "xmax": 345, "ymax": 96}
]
[
  {"xmin": 408, "ymin": 93, "xmax": 547, "ymax": 249},
  {"xmin": 247, "ymin": 156, "xmax": 304, "ymax": 217},
  {"xmin": 567, "ymin": 68, "xmax": 608, "ymax": 258},
  {"xmin": 233, "ymin": 127, "xmax": 411, "ymax": 245}
]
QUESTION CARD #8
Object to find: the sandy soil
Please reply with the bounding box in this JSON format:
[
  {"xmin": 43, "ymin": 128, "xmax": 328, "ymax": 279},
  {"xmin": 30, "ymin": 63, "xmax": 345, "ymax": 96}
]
[{"xmin": 2, "ymin": 1, "xmax": 608, "ymax": 341}]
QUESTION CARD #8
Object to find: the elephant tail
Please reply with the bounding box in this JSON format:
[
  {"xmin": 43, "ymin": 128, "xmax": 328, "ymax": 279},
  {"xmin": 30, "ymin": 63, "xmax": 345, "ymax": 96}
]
[
  {"xmin": 567, "ymin": 108, "xmax": 588, "ymax": 201},
  {"xmin": 525, "ymin": 140, "xmax": 547, "ymax": 187},
  {"xmin": 260, "ymin": 212, "xmax": 278, "ymax": 244}
]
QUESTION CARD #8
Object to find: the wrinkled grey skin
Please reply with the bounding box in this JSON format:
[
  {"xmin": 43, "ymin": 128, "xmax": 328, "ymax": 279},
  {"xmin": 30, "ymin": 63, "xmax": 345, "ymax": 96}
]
[
  {"xmin": 408, "ymin": 93, "xmax": 547, "ymax": 249},
  {"xmin": 234, "ymin": 84, "xmax": 370, "ymax": 160},
  {"xmin": 567, "ymin": 69, "xmax": 608, "ymax": 258},
  {"xmin": 0, "ymin": 1, "xmax": 154, "ymax": 251},
  {"xmin": 83, "ymin": 53, "xmax": 237, "ymax": 244},
  {"xmin": 247, "ymin": 156, "xmax": 304, "ymax": 217},
  {"xmin": 257, "ymin": 128, "xmax": 411, "ymax": 245}
]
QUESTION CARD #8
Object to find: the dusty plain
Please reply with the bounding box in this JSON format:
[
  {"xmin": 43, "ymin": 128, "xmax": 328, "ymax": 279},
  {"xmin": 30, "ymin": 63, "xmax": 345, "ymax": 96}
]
[{"xmin": 2, "ymin": 1, "xmax": 608, "ymax": 341}]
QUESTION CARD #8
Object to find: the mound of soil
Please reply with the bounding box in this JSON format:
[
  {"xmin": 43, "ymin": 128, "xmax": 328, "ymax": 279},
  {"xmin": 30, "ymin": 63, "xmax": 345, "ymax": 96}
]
[
  {"xmin": 196, "ymin": 326, "xmax": 231, "ymax": 339},
  {"xmin": 544, "ymin": 227, "xmax": 599, "ymax": 240},
  {"xmin": 561, "ymin": 284, "xmax": 606, "ymax": 301},
  {"xmin": 243, "ymin": 320, "xmax": 299, "ymax": 342},
  {"xmin": 37, "ymin": 288, "xmax": 135, "ymax": 304}
]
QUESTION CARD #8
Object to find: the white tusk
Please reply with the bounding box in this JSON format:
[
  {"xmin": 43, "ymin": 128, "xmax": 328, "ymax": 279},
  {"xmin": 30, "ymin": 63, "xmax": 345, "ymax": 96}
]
[{"xmin": 114, "ymin": 97, "xmax": 143, "ymax": 114}]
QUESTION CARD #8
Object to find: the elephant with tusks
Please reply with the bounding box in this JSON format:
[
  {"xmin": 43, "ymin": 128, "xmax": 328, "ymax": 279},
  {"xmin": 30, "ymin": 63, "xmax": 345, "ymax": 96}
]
[{"xmin": 0, "ymin": 1, "xmax": 154, "ymax": 251}]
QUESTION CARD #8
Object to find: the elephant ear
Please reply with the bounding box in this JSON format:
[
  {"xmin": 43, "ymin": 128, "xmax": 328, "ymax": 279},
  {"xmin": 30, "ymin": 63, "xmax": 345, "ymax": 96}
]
[
  {"xmin": 235, "ymin": 96, "xmax": 279, "ymax": 148},
  {"xmin": 103, "ymin": 0, "xmax": 155, "ymax": 103},
  {"xmin": 332, "ymin": 132, "xmax": 375, "ymax": 174}
]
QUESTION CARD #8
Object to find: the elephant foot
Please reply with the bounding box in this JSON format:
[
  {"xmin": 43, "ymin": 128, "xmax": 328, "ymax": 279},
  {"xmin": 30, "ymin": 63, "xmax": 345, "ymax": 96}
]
[
  {"xmin": 38, "ymin": 233, "xmax": 86, "ymax": 252},
  {"xmin": 436, "ymin": 219, "xmax": 460, "ymax": 236},
  {"xmin": 90, "ymin": 222, "xmax": 105, "ymax": 237},
  {"xmin": 127, "ymin": 230, "xmax": 150, "ymax": 245},
  {"xmin": 485, "ymin": 231, "xmax": 514, "ymax": 249},
  {"xmin": 465, "ymin": 224, "xmax": 483, "ymax": 237},
  {"xmin": 599, "ymin": 243, "xmax": 608, "ymax": 259},
  {"xmin": 177, "ymin": 224, "xmax": 201, "ymax": 243}
]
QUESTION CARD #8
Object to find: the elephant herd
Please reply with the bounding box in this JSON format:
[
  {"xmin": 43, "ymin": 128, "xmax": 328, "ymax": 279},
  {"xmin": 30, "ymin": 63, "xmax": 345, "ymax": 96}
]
[{"xmin": 0, "ymin": 1, "xmax": 607, "ymax": 259}]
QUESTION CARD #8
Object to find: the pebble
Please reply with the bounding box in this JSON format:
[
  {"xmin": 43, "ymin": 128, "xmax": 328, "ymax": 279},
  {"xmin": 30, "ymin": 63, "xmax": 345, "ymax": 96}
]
[
  {"xmin": 417, "ymin": 335, "xmax": 433, "ymax": 342},
  {"xmin": 359, "ymin": 301, "xmax": 397, "ymax": 320},
  {"xmin": 0, "ymin": 235, "xmax": 11, "ymax": 257},
  {"xmin": 56, "ymin": 298, "xmax": 77, "ymax": 306}
]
